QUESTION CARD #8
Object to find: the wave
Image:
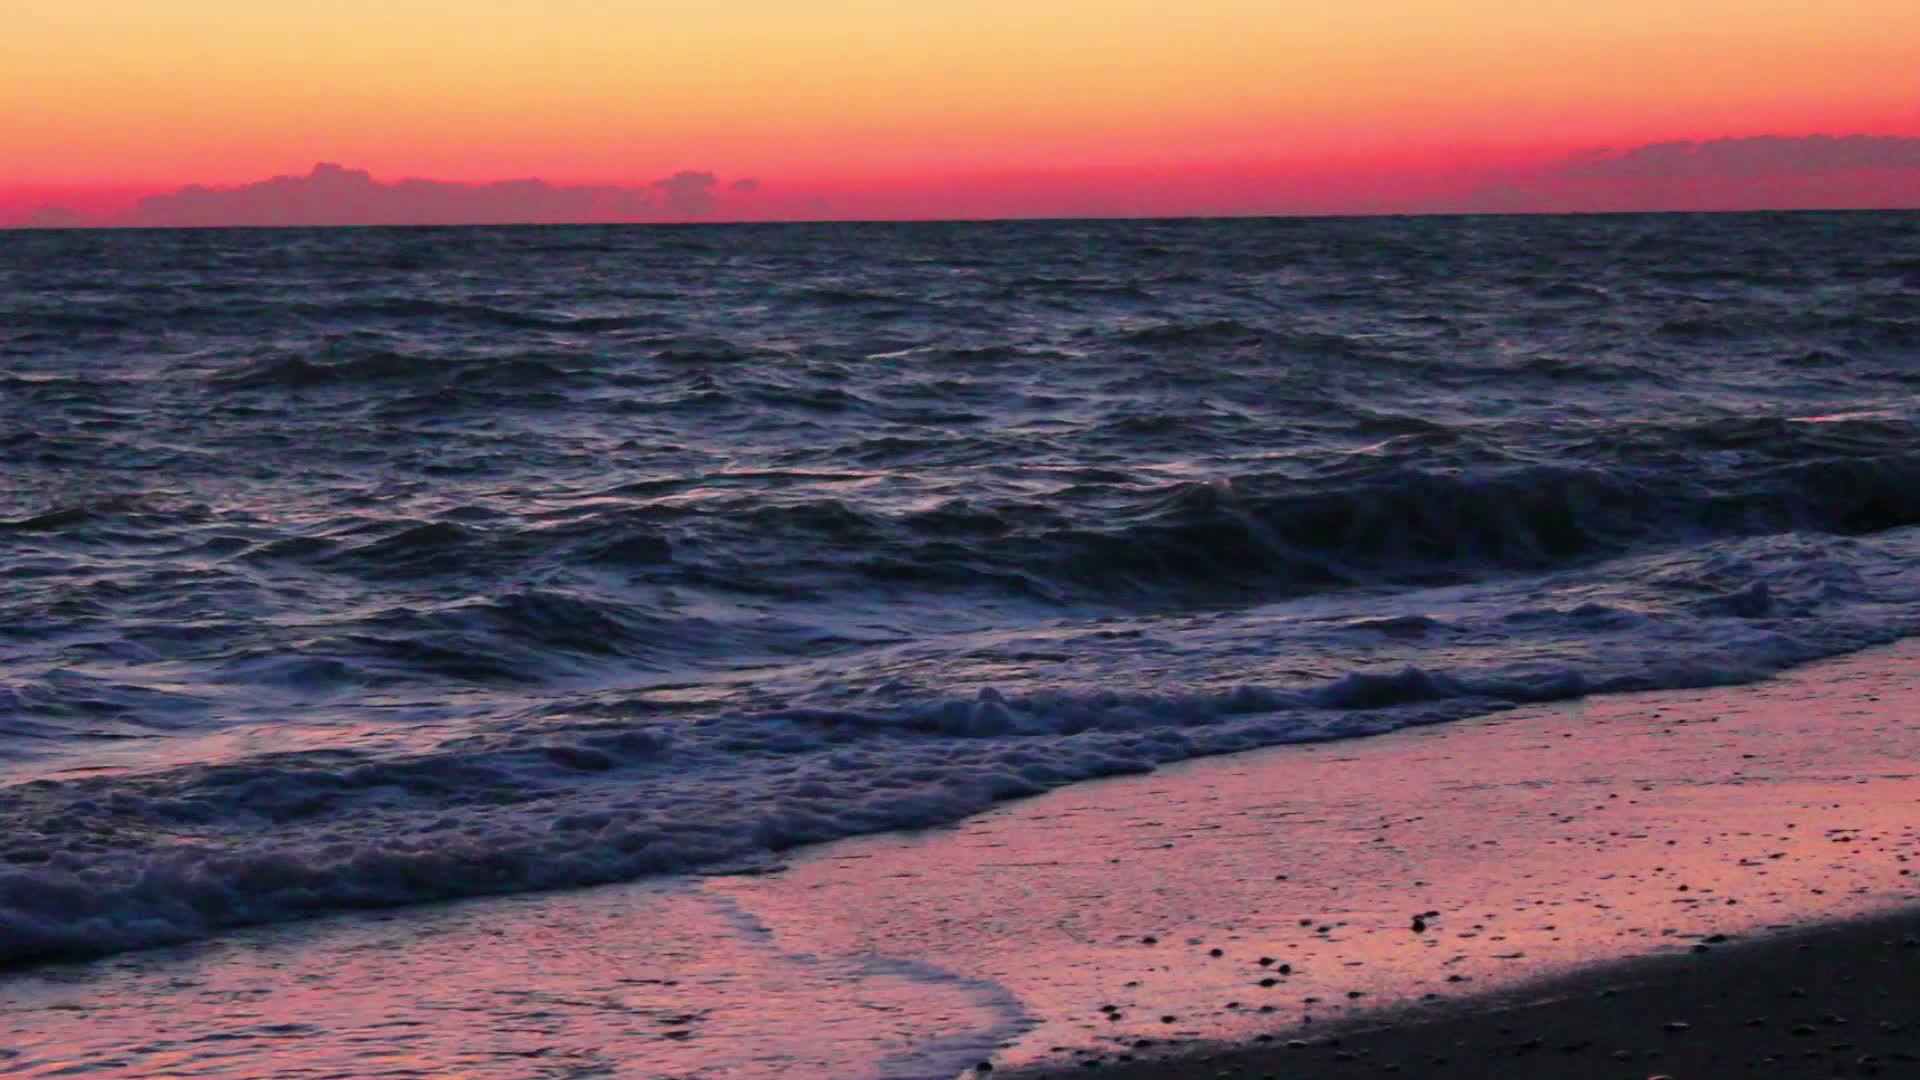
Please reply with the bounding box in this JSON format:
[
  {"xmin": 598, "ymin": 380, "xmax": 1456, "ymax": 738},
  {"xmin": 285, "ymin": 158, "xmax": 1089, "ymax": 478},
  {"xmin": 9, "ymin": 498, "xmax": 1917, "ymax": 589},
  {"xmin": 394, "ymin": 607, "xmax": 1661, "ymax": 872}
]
[
  {"xmin": 834, "ymin": 447, "xmax": 1920, "ymax": 600},
  {"xmin": 336, "ymin": 589, "xmax": 708, "ymax": 681},
  {"xmin": 212, "ymin": 348, "xmax": 583, "ymax": 390},
  {"xmin": 12, "ymin": 209, "xmax": 1920, "ymax": 974},
  {"xmin": 197, "ymin": 434, "xmax": 1920, "ymax": 610},
  {"xmin": 5, "ymin": 535, "xmax": 1916, "ymax": 968},
  {"xmin": 0, "ymin": 495, "xmax": 211, "ymax": 536},
  {"xmin": 8, "ymin": 296, "xmax": 680, "ymax": 340},
  {"xmin": 1112, "ymin": 319, "xmax": 1266, "ymax": 347}
]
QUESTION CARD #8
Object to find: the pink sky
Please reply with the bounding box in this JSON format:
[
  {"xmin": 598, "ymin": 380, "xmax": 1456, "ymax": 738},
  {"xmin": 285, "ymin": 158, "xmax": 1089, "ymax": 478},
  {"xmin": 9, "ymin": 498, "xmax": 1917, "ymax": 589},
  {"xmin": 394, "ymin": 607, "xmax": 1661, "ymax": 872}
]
[{"xmin": 6, "ymin": 3, "xmax": 1920, "ymax": 225}]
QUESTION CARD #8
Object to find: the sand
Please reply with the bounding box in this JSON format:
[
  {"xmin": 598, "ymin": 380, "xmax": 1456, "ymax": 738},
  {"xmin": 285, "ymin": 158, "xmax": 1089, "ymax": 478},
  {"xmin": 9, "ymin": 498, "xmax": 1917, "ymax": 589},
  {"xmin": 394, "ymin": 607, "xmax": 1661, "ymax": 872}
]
[
  {"xmin": 1010, "ymin": 911, "xmax": 1920, "ymax": 1078},
  {"xmin": 708, "ymin": 640, "xmax": 1920, "ymax": 1074},
  {"xmin": 955, "ymin": 639, "xmax": 1920, "ymax": 1079},
  {"xmin": 5, "ymin": 641, "xmax": 1918, "ymax": 1078}
]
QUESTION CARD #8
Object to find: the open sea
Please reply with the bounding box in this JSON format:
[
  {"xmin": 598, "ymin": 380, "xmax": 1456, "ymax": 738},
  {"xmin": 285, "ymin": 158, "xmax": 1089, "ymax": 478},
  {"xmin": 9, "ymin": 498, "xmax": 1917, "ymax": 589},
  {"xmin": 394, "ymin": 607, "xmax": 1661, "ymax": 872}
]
[{"xmin": 4, "ymin": 212, "xmax": 1920, "ymax": 969}]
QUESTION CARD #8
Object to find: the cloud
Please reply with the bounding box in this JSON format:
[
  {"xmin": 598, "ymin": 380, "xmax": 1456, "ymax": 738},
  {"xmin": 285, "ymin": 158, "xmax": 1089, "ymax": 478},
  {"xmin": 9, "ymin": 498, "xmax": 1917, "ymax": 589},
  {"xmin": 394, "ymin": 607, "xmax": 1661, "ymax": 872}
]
[
  {"xmin": 16, "ymin": 205, "xmax": 88, "ymax": 229},
  {"xmin": 650, "ymin": 170, "xmax": 718, "ymax": 217},
  {"xmin": 127, "ymin": 163, "xmax": 749, "ymax": 228},
  {"xmin": 1555, "ymin": 134, "xmax": 1920, "ymax": 181},
  {"xmin": 12, "ymin": 136, "xmax": 1918, "ymax": 229},
  {"xmin": 1432, "ymin": 134, "xmax": 1920, "ymax": 215}
]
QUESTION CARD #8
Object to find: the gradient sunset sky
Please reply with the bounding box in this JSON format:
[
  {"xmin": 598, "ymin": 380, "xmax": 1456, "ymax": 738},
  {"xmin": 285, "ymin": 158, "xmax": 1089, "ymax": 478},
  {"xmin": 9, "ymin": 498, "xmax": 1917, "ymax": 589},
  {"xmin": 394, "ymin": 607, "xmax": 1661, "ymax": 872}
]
[{"xmin": 6, "ymin": 1, "xmax": 1920, "ymax": 222}]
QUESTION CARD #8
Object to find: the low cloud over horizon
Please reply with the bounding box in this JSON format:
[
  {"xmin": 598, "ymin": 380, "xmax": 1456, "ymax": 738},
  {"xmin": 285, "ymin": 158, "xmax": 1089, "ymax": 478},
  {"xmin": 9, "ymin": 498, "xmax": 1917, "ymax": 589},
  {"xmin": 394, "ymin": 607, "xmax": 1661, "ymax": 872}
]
[
  {"xmin": 1454, "ymin": 134, "xmax": 1920, "ymax": 215},
  {"xmin": 8, "ymin": 135, "xmax": 1920, "ymax": 229},
  {"xmin": 1556, "ymin": 134, "xmax": 1920, "ymax": 181},
  {"xmin": 8, "ymin": 163, "xmax": 760, "ymax": 229}
]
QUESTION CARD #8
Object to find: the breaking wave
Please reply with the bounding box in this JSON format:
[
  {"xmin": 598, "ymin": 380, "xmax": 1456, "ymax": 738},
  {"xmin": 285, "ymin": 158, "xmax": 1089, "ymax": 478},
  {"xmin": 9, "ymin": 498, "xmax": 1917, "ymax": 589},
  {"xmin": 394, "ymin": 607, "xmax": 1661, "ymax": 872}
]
[{"xmin": 4, "ymin": 210, "xmax": 1920, "ymax": 967}]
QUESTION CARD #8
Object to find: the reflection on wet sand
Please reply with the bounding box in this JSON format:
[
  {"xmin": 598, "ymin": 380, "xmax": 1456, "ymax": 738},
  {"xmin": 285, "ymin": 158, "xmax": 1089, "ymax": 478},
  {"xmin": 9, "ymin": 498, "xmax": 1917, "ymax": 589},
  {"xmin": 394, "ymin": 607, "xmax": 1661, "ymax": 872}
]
[{"xmin": 3, "ymin": 642, "xmax": 1918, "ymax": 1078}]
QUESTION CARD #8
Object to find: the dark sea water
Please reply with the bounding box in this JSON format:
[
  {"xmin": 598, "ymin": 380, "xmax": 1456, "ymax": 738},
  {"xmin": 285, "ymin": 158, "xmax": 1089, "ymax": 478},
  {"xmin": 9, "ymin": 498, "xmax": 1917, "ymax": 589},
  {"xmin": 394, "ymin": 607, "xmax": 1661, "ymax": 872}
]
[{"xmin": 4, "ymin": 212, "xmax": 1920, "ymax": 967}]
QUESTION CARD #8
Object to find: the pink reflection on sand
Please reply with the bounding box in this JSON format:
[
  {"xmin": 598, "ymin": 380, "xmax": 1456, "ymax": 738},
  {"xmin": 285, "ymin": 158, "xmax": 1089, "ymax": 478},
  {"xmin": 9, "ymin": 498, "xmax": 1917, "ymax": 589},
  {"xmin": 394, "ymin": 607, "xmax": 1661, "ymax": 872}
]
[
  {"xmin": 3, "ymin": 644, "xmax": 1918, "ymax": 1077},
  {"xmin": 0, "ymin": 882, "xmax": 1020, "ymax": 1078},
  {"xmin": 711, "ymin": 642, "xmax": 1920, "ymax": 1071}
]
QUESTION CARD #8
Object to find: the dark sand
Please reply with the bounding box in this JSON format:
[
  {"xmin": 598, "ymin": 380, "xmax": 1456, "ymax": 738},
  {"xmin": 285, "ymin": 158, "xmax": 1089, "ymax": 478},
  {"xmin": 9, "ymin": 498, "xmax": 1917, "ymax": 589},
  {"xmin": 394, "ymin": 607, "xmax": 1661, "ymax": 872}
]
[{"xmin": 1014, "ymin": 909, "xmax": 1920, "ymax": 1078}]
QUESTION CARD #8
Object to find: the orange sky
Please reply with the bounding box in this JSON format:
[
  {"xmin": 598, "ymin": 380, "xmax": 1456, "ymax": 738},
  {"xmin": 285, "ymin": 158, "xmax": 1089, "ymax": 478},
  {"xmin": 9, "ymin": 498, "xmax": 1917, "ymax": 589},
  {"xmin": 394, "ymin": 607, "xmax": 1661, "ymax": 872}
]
[{"xmin": 5, "ymin": 2, "xmax": 1920, "ymax": 215}]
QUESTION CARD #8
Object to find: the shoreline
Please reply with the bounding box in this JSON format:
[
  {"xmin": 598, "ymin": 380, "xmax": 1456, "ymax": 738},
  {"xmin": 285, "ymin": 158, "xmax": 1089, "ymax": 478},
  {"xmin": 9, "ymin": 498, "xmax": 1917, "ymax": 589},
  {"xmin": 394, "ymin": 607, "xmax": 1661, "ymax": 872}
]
[
  {"xmin": 4, "ymin": 640, "xmax": 1919, "ymax": 1078},
  {"xmin": 971, "ymin": 637, "xmax": 1920, "ymax": 1078},
  {"xmin": 708, "ymin": 637, "xmax": 1920, "ymax": 1074},
  {"xmin": 721, "ymin": 638, "xmax": 1920, "ymax": 1068}
]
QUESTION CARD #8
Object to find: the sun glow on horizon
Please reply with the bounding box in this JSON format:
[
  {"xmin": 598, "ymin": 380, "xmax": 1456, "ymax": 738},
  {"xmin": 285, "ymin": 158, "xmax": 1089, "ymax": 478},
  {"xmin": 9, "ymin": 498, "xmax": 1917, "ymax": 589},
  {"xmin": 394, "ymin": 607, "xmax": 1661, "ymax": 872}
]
[{"xmin": 5, "ymin": 1, "xmax": 1920, "ymax": 221}]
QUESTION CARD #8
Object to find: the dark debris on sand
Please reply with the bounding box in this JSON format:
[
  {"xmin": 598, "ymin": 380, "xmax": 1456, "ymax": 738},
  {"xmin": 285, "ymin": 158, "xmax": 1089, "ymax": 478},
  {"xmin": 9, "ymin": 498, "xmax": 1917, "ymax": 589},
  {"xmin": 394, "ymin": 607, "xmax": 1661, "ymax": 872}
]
[{"xmin": 1013, "ymin": 911, "xmax": 1920, "ymax": 1080}]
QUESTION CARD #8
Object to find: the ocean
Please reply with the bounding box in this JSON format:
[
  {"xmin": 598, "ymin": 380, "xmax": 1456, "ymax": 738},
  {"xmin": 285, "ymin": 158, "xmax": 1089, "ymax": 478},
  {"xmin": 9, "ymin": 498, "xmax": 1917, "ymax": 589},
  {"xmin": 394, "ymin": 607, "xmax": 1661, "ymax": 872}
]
[{"xmin": 4, "ymin": 212, "xmax": 1920, "ymax": 969}]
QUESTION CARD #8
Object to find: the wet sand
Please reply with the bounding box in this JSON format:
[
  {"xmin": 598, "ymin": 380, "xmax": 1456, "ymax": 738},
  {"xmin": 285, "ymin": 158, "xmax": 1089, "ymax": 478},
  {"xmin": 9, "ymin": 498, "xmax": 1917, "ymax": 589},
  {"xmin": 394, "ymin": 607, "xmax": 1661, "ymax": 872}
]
[
  {"xmin": 5, "ymin": 642, "xmax": 1918, "ymax": 1078},
  {"xmin": 1011, "ymin": 908, "xmax": 1920, "ymax": 1078},
  {"xmin": 710, "ymin": 639, "xmax": 1920, "ymax": 1073},
  {"xmin": 958, "ymin": 640, "xmax": 1920, "ymax": 1079}
]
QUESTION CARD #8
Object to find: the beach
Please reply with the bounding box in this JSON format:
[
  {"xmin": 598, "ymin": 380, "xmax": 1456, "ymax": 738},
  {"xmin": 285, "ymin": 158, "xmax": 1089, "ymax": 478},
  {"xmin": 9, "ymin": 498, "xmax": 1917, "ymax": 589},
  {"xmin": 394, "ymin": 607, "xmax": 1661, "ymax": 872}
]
[
  {"xmin": 727, "ymin": 639, "xmax": 1920, "ymax": 1076},
  {"xmin": 7, "ymin": 639, "xmax": 1918, "ymax": 1077},
  {"xmin": 7, "ymin": 213, "xmax": 1920, "ymax": 1078},
  {"xmin": 1026, "ymin": 909, "xmax": 1920, "ymax": 1078},
  {"xmin": 1036, "ymin": 903, "xmax": 1920, "ymax": 1068}
]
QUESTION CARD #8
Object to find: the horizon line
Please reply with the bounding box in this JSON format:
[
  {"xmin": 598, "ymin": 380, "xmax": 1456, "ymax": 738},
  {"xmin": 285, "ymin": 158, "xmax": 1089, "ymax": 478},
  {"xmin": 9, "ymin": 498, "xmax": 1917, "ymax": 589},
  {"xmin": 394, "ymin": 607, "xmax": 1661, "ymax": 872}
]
[{"xmin": 7, "ymin": 203, "xmax": 1920, "ymax": 235}]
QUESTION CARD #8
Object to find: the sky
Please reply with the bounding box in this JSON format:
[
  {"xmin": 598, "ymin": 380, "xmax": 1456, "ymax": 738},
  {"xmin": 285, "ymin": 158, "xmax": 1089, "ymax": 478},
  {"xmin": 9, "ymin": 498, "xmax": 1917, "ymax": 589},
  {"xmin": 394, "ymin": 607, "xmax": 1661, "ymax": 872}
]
[{"xmin": 5, "ymin": 1, "xmax": 1920, "ymax": 224}]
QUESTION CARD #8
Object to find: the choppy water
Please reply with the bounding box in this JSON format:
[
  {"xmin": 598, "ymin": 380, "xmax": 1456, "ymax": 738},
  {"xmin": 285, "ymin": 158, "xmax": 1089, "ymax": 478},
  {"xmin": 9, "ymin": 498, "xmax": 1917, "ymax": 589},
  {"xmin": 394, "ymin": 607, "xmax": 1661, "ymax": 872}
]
[{"xmin": 4, "ymin": 212, "xmax": 1920, "ymax": 967}]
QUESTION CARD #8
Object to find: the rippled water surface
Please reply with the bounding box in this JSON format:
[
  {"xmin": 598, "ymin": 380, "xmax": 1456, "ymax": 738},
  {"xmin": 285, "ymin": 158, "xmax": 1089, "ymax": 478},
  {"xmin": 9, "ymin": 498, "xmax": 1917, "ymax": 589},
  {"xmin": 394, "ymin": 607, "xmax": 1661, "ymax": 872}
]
[{"xmin": 4, "ymin": 212, "xmax": 1920, "ymax": 965}]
